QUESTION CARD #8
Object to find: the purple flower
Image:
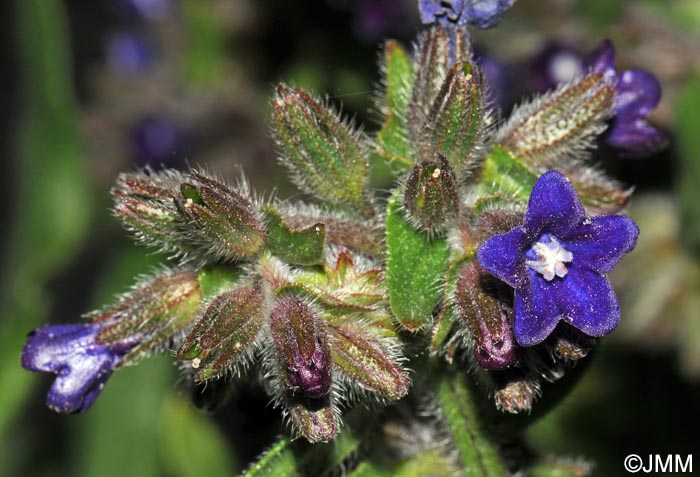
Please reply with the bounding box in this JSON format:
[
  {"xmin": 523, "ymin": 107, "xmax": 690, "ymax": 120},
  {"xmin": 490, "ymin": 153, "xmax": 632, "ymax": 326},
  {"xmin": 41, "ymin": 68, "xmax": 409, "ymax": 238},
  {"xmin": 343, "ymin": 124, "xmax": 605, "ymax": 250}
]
[
  {"xmin": 131, "ymin": 115, "xmax": 189, "ymax": 167},
  {"xmin": 419, "ymin": 0, "xmax": 516, "ymax": 29},
  {"xmin": 477, "ymin": 171, "xmax": 639, "ymax": 346},
  {"xmin": 21, "ymin": 323, "xmax": 134, "ymax": 413},
  {"xmin": 107, "ymin": 31, "xmax": 156, "ymax": 75},
  {"xmin": 528, "ymin": 43, "xmax": 583, "ymax": 93},
  {"xmin": 584, "ymin": 40, "xmax": 668, "ymax": 156}
]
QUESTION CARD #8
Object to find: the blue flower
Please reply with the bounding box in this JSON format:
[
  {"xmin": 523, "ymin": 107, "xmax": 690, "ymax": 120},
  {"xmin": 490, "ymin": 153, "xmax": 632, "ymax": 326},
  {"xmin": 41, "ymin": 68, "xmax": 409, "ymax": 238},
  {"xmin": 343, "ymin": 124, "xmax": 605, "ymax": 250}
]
[
  {"xmin": 584, "ymin": 40, "xmax": 668, "ymax": 157},
  {"xmin": 477, "ymin": 171, "xmax": 639, "ymax": 346},
  {"xmin": 21, "ymin": 323, "xmax": 134, "ymax": 413},
  {"xmin": 418, "ymin": 0, "xmax": 516, "ymax": 29}
]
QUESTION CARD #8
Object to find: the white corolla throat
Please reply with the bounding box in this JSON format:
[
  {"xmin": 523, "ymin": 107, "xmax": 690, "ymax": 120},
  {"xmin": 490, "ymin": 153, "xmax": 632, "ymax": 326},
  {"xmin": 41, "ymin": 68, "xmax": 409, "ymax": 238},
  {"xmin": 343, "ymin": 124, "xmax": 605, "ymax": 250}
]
[{"xmin": 525, "ymin": 234, "xmax": 573, "ymax": 281}]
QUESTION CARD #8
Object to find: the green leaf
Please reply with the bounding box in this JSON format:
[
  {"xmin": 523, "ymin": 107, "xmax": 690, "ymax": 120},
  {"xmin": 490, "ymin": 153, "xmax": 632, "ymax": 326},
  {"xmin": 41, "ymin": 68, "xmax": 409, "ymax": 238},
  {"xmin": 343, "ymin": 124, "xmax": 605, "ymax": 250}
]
[
  {"xmin": 263, "ymin": 206, "xmax": 326, "ymax": 266},
  {"xmin": 435, "ymin": 365, "xmax": 508, "ymax": 476},
  {"xmin": 676, "ymin": 74, "xmax": 700, "ymax": 252},
  {"xmin": 159, "ymin": 394, "xmax": 238, "ymax": 476},
  {"xmin": 350, "ymin": 449, "xmax": 461, "ymax": 477},
  {"xmin": 272, "ymin": 85, "xmax": 371, "ymax": 214},
  {"xmin": 243, "ymin": 439, "xmax": 299, "ymax": 477},
  {"xmin": 0, "ymin": 0, "xmax": 92, "ymax": 438},
  {"xmin": 376, "ymin": 40, "xmax": 415, "ymax": 169},
  {"xmin": 475, "ymin": 147, "xmax": 539, "ymax": 206},
  {"xmin": 386, "ymin": 190, "xmax": 450, "ymax": 331}
]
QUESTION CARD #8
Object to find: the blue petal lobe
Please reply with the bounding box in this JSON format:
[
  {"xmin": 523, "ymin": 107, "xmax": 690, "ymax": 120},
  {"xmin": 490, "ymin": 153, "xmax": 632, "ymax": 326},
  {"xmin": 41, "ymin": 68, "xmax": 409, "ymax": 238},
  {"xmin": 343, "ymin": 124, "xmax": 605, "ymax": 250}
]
[
  {"xmin": 555, "ymin": 267, "xmax": 620, "ymax": 337},
  {"xmin": 565, "ymin": 215, "xmax": 639, "ymax": 274},
  {"xmin": 524, "ymin": 170, "xmax": 586, "ymax": 237},
  {"xmin": 477, "ymin": 226, "xmax": 529, "ymax": 287},
  {"xmin": 513, "ymin": 271, "xmax": 561, "ymax": 346}
]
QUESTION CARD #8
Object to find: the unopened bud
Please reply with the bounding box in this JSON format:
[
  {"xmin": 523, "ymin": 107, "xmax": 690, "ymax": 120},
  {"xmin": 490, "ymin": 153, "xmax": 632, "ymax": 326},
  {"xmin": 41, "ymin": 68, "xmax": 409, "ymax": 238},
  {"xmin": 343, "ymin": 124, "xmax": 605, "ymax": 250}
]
[
  {"xmin": 111, "ymin": 170, "xmax": 184, "ymax": 252},
  {"xmin": 178, "ymin": 279, "xmax": 266, "ymax": 381},
  {"xmin": 404, "ymin": 155, "xmax": 459, "ymax": 233},
  {"xmin": 455, "ymin": 261, "xmax": 516, "ymax": 370},
  {"xmin": 410, "ymin": 26, "xmax": 471, "ymax": 140},
  {"xmin": 287, "ymin": 395, "xmax": 338, "ymax": 443},
  {"xmin": 493, "ymin": 373, "xmax": 540, "ymax": 414},
  {"xmin": 269, "ymin": 295, "xmax": 332, "ymax": 397},
  {"xmin": 272, "ymin": 84, "xmax": 370, "ymax": 213},
  {"xmin": 93, "ymin": 268, "xmax": 202, "ymax": 362},
  {"xmin": 175, "ymin": 172, "xmax": 266, "ymax": 261}
]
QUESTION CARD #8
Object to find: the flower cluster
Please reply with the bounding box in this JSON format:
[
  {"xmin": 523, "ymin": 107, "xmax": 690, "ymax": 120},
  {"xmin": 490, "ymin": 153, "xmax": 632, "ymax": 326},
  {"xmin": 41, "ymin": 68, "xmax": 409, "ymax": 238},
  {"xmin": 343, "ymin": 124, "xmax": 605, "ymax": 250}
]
[{"xmin": 22, "ymin": 2, "xmax": 658, "ymax": 463}]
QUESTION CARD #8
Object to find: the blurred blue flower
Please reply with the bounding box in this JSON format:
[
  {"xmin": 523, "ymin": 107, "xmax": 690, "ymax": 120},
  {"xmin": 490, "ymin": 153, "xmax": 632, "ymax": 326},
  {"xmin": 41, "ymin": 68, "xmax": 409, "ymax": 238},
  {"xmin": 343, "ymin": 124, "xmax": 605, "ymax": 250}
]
[
  {"xmin": 477, "ymin": 171, "xmax": 639, "ymax": 346},
  {"xmin": 528, "ymin": 43, "xmax": 583, "ymax": 93},
  {"xmin": 419, "ymin": 0, "xmax": 516, "ymax": 28},
  {"xmin": 584, "ymin": 40, "xmax": 668, "ymax": 157},
  {"xmin": 107, "ymin": 30, "xmax": 156, "ymax": 75},
  {"xmin": 131, "ymin": 115, "xmax": 189, "ymax": 168},
  {"xmin": 21, "ymin": 324, "xmax": 134, "ymax": 413},
  {"xmin": 117, "ymin": 0, "xmax": 172, "ymax": 21}
]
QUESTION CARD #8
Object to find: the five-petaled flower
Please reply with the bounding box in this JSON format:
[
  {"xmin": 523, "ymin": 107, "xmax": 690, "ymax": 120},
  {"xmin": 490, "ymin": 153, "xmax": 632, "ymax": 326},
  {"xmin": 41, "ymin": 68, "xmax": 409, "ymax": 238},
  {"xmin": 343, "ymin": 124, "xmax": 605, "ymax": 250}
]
[
  {"xmin": 477, "ymin": 170, "xmax": 639, "ymax": 346},
  {"xmin": 21, "ymin": 323, "xmax": 134, "ymax": 413},
  {"xmin": 418, "ymin": 0, "xmax": 516, "ymax": 29},
  {"xmin": 584, "ymin": 40, "xmax": 668, "ymax": 157}
]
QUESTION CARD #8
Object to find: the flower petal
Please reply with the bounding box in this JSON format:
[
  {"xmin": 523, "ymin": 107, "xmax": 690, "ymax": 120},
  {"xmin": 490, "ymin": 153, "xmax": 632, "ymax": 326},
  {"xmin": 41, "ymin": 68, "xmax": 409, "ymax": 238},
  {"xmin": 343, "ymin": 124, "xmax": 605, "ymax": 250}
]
[
  {"xmin": 47, "ymin": 354, "xmax": 115, "ymax": 413},
  {"xmin": 513, "ymin": 271, "xmax": 561, "ymax": 346},
  {"xmin": 554, "ymin": 268, "xmax": 620, "ymax": 337},
  {"xmin": 565, "ymin": 215, "xmax": 639, "ymax": 274},
  {"xmin": 606, "ymin": 118, "xmax": 669, "ymax": 157},
  {"xmin": 583, "ymin": 39, "xmax": 616, "ymax": 82},
  {"xmin": 477, "ymin": 226, "xmax": 529, "ymax": 287},
  {"xmin": 615, "ymin": 69, "xmax": 661, "ymax": 119},
  {"xmin": 524, "ymin": 170, "xmax": 586, "ymax": 238}
]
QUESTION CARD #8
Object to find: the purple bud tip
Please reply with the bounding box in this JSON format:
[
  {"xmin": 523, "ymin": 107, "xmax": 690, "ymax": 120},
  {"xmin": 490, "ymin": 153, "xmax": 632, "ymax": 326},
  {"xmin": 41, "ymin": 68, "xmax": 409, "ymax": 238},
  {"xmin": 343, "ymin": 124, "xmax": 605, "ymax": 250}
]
[
  {"xmin": 287, "ymin": 342, "xmax": 333, "ymax": 397},
  {"xmin": 21, "ymin": 323, "xmax": 132, "ymax": 413}
]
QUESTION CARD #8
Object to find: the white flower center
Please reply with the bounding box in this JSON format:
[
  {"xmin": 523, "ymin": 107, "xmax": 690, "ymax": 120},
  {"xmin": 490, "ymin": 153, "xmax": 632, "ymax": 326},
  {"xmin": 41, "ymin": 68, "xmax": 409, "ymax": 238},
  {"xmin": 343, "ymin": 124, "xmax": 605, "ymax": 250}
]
[{"xmin": 525, "ymin": 234, "xmax": 573, "ymax": 281}]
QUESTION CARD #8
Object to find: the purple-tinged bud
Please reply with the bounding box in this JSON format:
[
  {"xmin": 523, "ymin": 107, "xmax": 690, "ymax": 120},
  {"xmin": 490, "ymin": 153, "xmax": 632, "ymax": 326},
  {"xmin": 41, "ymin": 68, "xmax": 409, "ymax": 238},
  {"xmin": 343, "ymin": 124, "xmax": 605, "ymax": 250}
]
[
  {"xmin": 178, "ymin": 279, "xmax": 266, "ymax": 381},
  {"xmin": 287, "ymin": 395, "xmax": 338, "ymax": 443},
  {"xmin": 21, "ymin": 323, "xmax": 134, "ymax": 413},
  {"xmin": 93, "ymin": 268, "xmax": 202, "ymax": 362},
  {"xmin": 175, "ymin": 172, "xmax": 267, "ymax": 262},
  {"xmin": 404, "ymin": 155, "xmax": 459, "ymax": 233},
  {"xmin": 112, "ymin": 169, "xmax": 186, "ymax": 252},
  {"xmin": 550, "ymin": 329, "xmax": 596, "ymax": 362},
  {"xmin": 454, "ymin": 261, "xmax": 516, "ymax": 370},
  {"xmin": 493, "ymin": 374, "xmax": 540, "ymax": 414},
  {"xmin": 270, "ymin": 295, "xmax": 332, "ymax": 397}
]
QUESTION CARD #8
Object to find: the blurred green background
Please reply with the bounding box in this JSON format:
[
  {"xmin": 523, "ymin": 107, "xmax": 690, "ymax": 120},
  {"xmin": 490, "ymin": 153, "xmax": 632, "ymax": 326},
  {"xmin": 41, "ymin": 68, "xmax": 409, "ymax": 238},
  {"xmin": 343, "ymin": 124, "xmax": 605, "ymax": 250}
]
[{"xmin": 0, "ymin": 1, "xmax": 698, "ymax": 476}]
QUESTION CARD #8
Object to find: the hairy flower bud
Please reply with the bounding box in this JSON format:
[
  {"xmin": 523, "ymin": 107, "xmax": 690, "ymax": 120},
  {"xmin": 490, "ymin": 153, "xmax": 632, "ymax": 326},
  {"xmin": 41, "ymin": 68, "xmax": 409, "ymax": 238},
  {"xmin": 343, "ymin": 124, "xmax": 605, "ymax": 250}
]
[
  {"xmin": 424, "ymin": 61, "xmax": 486, "ymax": 170},
  {"xmin": 404, "ymin": 155, "xmax": 459, "ymax": 233},
  {"xmin": 269, "ymin": 295, "xmax": 332, "ymax": 397},
  {"xmin": 454, "ymin": 261, "xmax": 516, "ymax": 370},
  {"xmin": 493, "ymin": 374, "xmax": 540, "ymax": 414},
  {"xmin": 93, "ymin": 268, "xmax": 203, "ymax": 362},
  {"xmin": 178, "ymin": 279, "xmax": 266, "ymax": 381},
  {"xmin": 111, "ymin": 169, "xmax": 185, "ymax": 252},
  {"xmin": 175, "ymin": 172, "xmax": 267, "ymax": 261},
  {"xmin": 272, "ymin": 84, "xmax": 371, "ymax": 215},
  {"xmin": 410, "ymin": 26, "xmax": 471, "ymax": 140},
  {"xmin": 497, "ymin": 73, "xmax": 615, "ymax": 165}
]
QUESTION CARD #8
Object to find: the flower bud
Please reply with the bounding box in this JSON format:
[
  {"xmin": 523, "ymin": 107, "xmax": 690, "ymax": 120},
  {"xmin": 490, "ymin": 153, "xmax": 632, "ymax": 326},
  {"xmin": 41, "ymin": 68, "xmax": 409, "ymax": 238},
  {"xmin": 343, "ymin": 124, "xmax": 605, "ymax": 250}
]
[
  {"xmin": 94, "ymin": 268, "xmax": 202, "ymax": 362},
  {"xmin": 493, "ymin": 373, "xmax": 540, "ymax": 414},
  {"xmin": 272, "ymin": 84, "xmax": 371, "ymax": 214},
  {"xmin": 111, "ymin": 170, "xmax": 184, "ymax": 251},
  {"xmin": 175, "ymin": 172, "xmax": 267, "ymax": 261},
  {"xmin": 287, "ymin": 395, "xmax": 338, "ymax": 443},
  {"xmin": 424, "ymin": 61, "xmax": 486, "ymax": 170},
  {"xmin": 404, "ymin": 155, "xmax": 459, "ymax": 233},
  {"xmin": 410, "ymin": 25, "xmax": 471, "ymax": 140},
  {"xmin": 454, "ymin": 261, "xmax": 516, "ymax": 370},
  {"xmin": 269, "ymin": 295, "xmax": 332, "ymax": 397},
  {"xmin": 497, "ymin": 73, "xmax": 615, "ymax": 166},
  {"xmin": 178, "ymin": 279, "xmax": 266, "ymax": 381}
]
